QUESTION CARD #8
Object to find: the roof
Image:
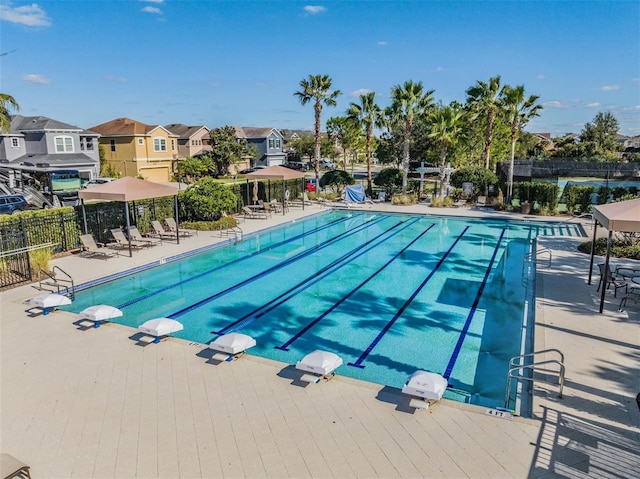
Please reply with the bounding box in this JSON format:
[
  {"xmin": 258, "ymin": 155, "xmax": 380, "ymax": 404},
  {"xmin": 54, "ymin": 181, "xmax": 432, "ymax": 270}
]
[
  {"xmin": 9, "ymin": 115, "xmax": 83, "ymax": 133},
  {"xmin": 89, "ymin": 118, "xmax": 157, "ymax": 136},
  {"xmin": 78, "ymin": 176, "xmax": 178, "ymax": 201},
  {"xmin": 245, "ymin": 165, "xmax": 305, "ymax": 180},
  {"xmin": 10, "ymin": 153, "xmax": 97, "ymax": 168},
  {"xmin": 592, "ymin": 198, "xmax": 640, "ymax": 233},
  {"xmin": 235, "ymin": 127, "xmax": 281, "ymax": 139},
  {"xmin": 165, "ymin": 124, "xmax": 209, "ymax": 138}
]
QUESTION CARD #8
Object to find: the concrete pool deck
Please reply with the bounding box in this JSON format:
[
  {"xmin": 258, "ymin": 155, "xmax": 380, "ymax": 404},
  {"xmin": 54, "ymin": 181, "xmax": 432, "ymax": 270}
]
[{"xmin": 1, "ymin": 203, "xmax": 638, "ymax": 478}]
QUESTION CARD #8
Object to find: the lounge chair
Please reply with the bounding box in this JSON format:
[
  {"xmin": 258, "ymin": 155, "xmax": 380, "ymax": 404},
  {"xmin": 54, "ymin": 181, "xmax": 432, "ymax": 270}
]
[
  {"xmin": 242, "ymin": 206, "xmax": 268, "ymax": 219},
  {"xmin": 165, "ymin": 217, "xmax": 196, "ymax": 237},
  {"xmin": 128, "ymin": 226, "xmax": 161, "ymax": 246},
  {"xmin": 476, "ymin": 196, "xmax": 488, "ymax": 207},
  {"xmin": 150, "ymin": 220, "xmax": 177, "ymax": 240},
  {"xmin": 1, "ymin": 453, "xmax": 32, "ymax": 479},
  {"xmin": 110, "ymin": 228, "xmax": 147, "ymax": 250},
  {"xmin": 79, "ymin": 234, "xmax": 118, "ymax": 259},
  {"xmin": 597, "ymin": 263, "xmax": 628, "ymax": 297}
]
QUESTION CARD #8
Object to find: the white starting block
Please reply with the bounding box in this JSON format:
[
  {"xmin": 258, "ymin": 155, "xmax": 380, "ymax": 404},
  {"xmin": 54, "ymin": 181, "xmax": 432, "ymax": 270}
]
[{"xmin": 402, "ymin": 370, "xmax": 448, "ymax": 410}]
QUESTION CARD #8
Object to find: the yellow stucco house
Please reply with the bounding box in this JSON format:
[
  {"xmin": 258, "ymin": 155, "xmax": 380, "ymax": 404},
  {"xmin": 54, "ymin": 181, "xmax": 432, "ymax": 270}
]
[{"xmin": 89, "ymin": 117, "xmax": 178, "ymax": 182}]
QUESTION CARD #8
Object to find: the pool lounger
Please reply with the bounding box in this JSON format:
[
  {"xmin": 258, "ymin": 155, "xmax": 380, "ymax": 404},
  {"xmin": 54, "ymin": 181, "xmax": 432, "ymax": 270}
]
[
  {"xmin": 138, "ymin": 318, "xmax": 184, "ymax": 343},
  {"xmin": 402, "ymin": 370, "xmax": 448, "ymax": 410},
  {"xmin": 296, "ymin": 350, "xmax": 343, "ymax": 383},
  {"xmin": 209, "ymin": 332, "xmax": 256, "ymax": 362}
]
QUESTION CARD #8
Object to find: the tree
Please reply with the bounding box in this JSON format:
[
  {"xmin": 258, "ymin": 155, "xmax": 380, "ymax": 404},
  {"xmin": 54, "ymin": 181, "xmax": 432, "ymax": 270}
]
[
  {"xmin": 579, "ymin": 111, "xmax": 620, "ymax": 160},
  {"xmin": 347, "ymin": 92, "xmax": 383, "ymax": 195},
  {"xmin": 465, "ymin": 75, "xmax": 504, "ymax": 170},
  {"xmin": 373, "ymin": 167, "xmax": 403, "ymax": 197},
  {"xmin": 179, "ymin": 177, "xmax": 238, "ymax": 221},
  {"xmin": 326, "ymin": 116, "xmax": 361, "ymax": 170},
  {"xmin": 450, "ymin": 166, "xmax": 498, "ymax": 197},
  {"xmin": 427, "ymin": 104, "xmax": 464, "ymax": 198},
  {"xmin": 209, "ymin": 126, "xmax": 252, "ymax": 175},
  {"xmin": 502, "ymin": 85, "xmax": 542, "ymax": 201},
  {"xmin": 387, "ymin": 80, "xmax": 435, "ymax": 193},
  {"xmin": 294, "ymin": 74, "xmax": 342, "ymax": 189},
  {"xmin": 0, "ymin": 93, "xmax": 19, "ymax": 133},
  {"xmin": 318, "ymin": 169, "xmax": 354, "ymax": 196}
]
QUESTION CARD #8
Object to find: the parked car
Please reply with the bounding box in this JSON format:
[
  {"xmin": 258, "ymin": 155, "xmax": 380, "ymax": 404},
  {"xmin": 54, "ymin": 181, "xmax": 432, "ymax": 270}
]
[
  {"xmin": 82, "ymin": 177, "xmax": 116, "ymax": 188},
  {"xmin": 0, "ymin": 194, "xmax": 29, "ymax": 214},
  {"xmin": 305, "ymin": 179, "xmax": 316, "ymax": 192},
  {"xmin": 320, "ymin": 160, "xmax": 337, "ymax": 170},
  {"xmin": 285, "ymin": 161, "xmax": 308, "ymax": 171},
  {"xmin": 238, "ymin": 167, "xmax": 257, "ymax": 174}
]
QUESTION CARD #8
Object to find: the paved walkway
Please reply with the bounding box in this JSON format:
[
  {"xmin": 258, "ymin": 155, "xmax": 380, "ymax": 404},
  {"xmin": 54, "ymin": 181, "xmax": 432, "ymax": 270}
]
[{"xmin": 1, "ymin": 203, "xmax": 638, "ymax": 478}]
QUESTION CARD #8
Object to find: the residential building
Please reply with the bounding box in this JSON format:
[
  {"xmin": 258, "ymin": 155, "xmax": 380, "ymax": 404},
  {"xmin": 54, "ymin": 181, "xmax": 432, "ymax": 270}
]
[
  {"xmin": 235, "ymin": 127, "xmax": 286, "ymax": 167},
  {"xmin": 90, "ymin": 118, "xmax": 178, "ymax": 182},
  {"xmin": 165, "ymin": 124, "xmax": 211, "ymax": 159},
  {"xmin": 0, "ymin": 115, "xmax": 100, "ymax": 180}
]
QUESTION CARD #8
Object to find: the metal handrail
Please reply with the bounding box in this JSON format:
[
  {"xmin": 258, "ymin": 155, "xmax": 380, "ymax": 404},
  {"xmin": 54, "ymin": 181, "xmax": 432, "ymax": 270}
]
[
  {"xmin": 524, "ymin": 247, "xmax": 552, "ymax": 270},
  {"xmin": 38, "ymin": 265, "xmax": 75, "ymax": 297},
  {"xmin": 505, "ymin": 349, "xmax": 565, "ymax": 409}
]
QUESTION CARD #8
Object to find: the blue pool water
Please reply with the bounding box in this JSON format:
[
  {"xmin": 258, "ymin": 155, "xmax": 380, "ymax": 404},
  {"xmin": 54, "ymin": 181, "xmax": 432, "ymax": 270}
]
[{"xmin": 66, "ymin": 211, "xmax": 586, "ymax": 408}]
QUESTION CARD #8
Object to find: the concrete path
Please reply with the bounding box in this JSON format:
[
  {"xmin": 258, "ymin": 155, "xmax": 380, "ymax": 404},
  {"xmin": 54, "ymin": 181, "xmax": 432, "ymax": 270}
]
[{"xmin": 1, "ymin": 203, "xmax": 638, "ymax": 478}]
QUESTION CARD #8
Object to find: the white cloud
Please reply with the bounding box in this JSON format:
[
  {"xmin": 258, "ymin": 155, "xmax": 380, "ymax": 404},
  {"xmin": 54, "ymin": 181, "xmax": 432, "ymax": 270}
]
[
  {"xmin": 304, "ymin": 6, "xmax": 326, "ymax": 14},
  {"xmin": 23, "ymin": 73, "xmax": 49, "ymax": 84},
  {"xmin": 434, "ymin": 66, "xmax": 446, "ymax": 73},
  {"xmin": 600, "ymin": 85, "xmax": 620, "ymax": 91},
  {"xmin": 142, "ymin": 6, "xmax": 162, "ymax": 14},
  {"xmin": 377, "ymin": 41, "xmax": 387, "ymax": 46},
  {"xmin": 537, "ymin": 74, "xmax": 545, "ymax": 80},
  {"xmin": 350, "ymin": 88, "xmax": 374, "ymax": 97},
  {"xmin": 0, "ymin": 3, "xmax": 51, "ymax": 26},
  {"xmin": 622, "ymin": 105, "xmax": 640, "ymax": 111},
  {"xmin": 105, "ymin": 75, "xmax": 127, "ymax": 83},
  {"xmin": 543, "ymin": 100, "xmax": 569, "ymax": 109},
  {"xmin": 584, "ymin": 102, "xmax": 601, "ymax": 108}
]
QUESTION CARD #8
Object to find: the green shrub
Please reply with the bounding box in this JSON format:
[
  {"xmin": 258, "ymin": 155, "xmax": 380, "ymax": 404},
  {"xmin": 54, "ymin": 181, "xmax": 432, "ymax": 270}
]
[
  {"xmin": 578, "ymin": 238, "xmax": 640, "ymax": 260},
  {"xmin": 319, "ymin": 170, "xmax": 355, "ymax": 196},
  {"xmin": 373, "ymin": 168, "xmax": 403, "ymax": 197},
  {"xmin": 179, "ymin": 178, "xmax": 238, "ymax": 221},
  {"xmin": 391, "ymin": 193, "xmax": 417, "ymax": 205},
  {"xmin": 181, "ymin": 215, "xmax": 238, "ymax": 231},
  {"xmin": 450, "ymin": 166, "xmax": 498, "ymax": 195},
  {"xmin": 0, "ymin": 207, "xmax": 80, "ymax": 252}
]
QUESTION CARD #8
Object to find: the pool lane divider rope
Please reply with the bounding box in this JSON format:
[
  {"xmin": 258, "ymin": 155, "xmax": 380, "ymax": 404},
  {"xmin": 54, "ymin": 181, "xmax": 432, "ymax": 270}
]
[
  {"xmin": 274, "ymin": 222, "xmax": 436, "ymax": 351},
  {"xmin": 115, "ymin": 215, "xmax": 351, "ymax": 309},
  {"xmin": 219, "ymin": 217, "xmax": 427, "ymax": 336},
  {"xmin": 348, "ymin": 225, "xmax": 471, "ymax": 369},
  {"xmin": 442, "ymin": 228, "xmax": 507, "ymax": 379},
  {"xmin": 168, "ymin": 216, "xmax": 388, "ymax": 319}
]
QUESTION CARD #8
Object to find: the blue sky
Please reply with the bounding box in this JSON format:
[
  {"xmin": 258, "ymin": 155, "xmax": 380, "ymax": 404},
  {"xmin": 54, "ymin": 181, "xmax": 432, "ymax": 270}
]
[{"xmin": 1, "ymin": 0, "xmax": 639, "ymax": 137}]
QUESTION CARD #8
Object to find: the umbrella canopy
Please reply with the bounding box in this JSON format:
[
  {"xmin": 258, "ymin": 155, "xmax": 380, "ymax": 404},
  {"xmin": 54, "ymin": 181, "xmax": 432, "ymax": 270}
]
[
  {"xmin": 27, "ymin": 293, "xmax": 72, "ymax": 308},
  {"xmin": 78, "ymin": 176, "xmax": 178, "ymax": 201},
  {"xmin": 296, "ymin": 350, "xmax": 343, "ymax": 375},
  {"xmin": 79, "ymin": 304, "xmax": 123, "ymax": 321},
  {"xmin": 245, "ymin": 165, "xmax": 305, "ymax": 180},
  {"xmin": 210, "ymin": 332, "xmax": 256, "ymax": 354},
  {"xmin": 402, "ymin": 370, "xmax": 448, "ymax": 401},
  {"xmin": 138, "ymin": 318, "xmax": 184, "ymax": 337}
]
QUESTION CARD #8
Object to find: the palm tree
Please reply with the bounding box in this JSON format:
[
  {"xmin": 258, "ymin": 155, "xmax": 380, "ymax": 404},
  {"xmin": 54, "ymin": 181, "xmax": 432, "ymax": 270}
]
[
  {"xmin": 347, "ymin": 91, "xmax": 383, "ymax": 195},
  {"xmin": 0, "ymin": 93, "xmax": 19, "ymax": 133},
  {"xmin": 502, "ymin": 85, "xmax": 542, "ymax": 202},
  {"xmin": 427, "ymin": 105, "xmax": 464, "ymax": 198},
  {"xmin": 387, "ymin": 80, "xmax": 434, "ymax": 194},
  {"xmin": 294, "ymin": 75, "xmax": 341, "ymax": 189},
  {"xmin": 465, "ymin": 75, "xmax": 504, "ymax": 170}
]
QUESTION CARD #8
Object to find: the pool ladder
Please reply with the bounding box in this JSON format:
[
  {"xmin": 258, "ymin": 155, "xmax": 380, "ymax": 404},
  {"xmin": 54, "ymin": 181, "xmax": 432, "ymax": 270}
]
[
  {"xmin": 35, "ymin": 265, "xmax": 75, "ymax": 299},
  {"xmin": 505, "ymin": 349, "xmax": 565, "ymax": 409},
  {"xmin": 220, "ymin": 226, "xmax": 243, "ymax": 242}
]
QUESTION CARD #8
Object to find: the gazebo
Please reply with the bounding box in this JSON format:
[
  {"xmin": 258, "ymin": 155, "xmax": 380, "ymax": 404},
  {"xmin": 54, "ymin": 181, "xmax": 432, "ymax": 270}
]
[
  {"xmin": 78, "ymin": 177, "xmax": 180, "ymax": 257},
  {"xmin": 588, "ymin": 197, "xmax": 640, "ymax": 312},
  {"xmin": 245, "ymin": 165, "xmax": 306, "ymax": 215}
]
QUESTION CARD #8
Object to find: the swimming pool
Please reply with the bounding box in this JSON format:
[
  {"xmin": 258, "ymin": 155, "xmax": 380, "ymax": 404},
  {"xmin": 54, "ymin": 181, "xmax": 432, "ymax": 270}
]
[{"xmin": 66, "ymin": 211, "xmax": 587, "ymax": 410}]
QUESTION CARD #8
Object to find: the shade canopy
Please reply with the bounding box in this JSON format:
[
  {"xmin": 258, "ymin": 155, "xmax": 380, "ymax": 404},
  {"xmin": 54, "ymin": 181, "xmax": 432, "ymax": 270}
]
[
  {"xmin": 246, "ymin": 165, "xmax": 305, "ymax": 180},
  {"xmin": 592, "ymin": 198, "xmax": 640, "ymax": 233},
  {"xmin": 78, "ymin": 176, "xmax": 178, "ymax": 201}
]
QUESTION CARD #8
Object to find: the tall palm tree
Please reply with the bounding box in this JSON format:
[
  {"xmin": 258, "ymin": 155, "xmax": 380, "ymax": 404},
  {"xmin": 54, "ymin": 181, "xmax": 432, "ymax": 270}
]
[
  {"xmin": 0, "ymin": 93, "xmax": 19, "ymax": 133},
  {"xmin": 502, "ymin": 85, "xmax": 542, "ymax": 202},
  {"xmin": 465, "ymin": 75, "xmax": 504, "ymax": 170},
  {"xmin": 387, "ymin": 80, "xmax": 434, "ymax": 194},
  {"xmin": 427, "ymin": 105, "xmax": 464, "ymax": 198},
  {"xmin": 347, "ymin": 91, "xmax": 383, "ymax": 195},
  {"xmin": 294, "ymin": 75, "xmax": 341, "ymax": 189}
]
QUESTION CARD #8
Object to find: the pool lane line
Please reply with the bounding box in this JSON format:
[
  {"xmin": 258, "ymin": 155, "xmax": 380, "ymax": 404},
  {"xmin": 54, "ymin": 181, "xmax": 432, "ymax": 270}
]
[
  {"xmin": 218, "ymin": 217, "xmax": 427, "ymax": 336},
  {"xmin": 442, "ymin": 228, "xmax": 506, "ymax": 379},
  {"xmin": 348, "ymin": 225, "xmax": 471, "ymax": 369},
  {"xmin": 115, "ymin": 215, "xmax": 352, "ymax": 309},
  {"xmin": 274, "ymin": 222, "xmax": 436, "ymax": 351},
  {"xmin": 168, "ymin": 216, "xmax": 388, "ymax": 319}
]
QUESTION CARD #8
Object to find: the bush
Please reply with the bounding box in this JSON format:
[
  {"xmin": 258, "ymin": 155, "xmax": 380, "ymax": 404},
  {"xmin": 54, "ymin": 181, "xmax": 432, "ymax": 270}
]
[
  {"xmin": 578, "ymin": 238, "xmax": 640, "ymax": 260},
  {"xmin": 0, "ymin": 207, "xmax": 81, "ymax": 252},
  {"xmin": 319, "ymin": 170, "xmax": 355, "ymax": 195},
  {"xmin": 450, "ymin": 166, "xmax": 498, "ymax": 195},
  {"xmin": 391, "ymin": 193, "xmax": 417, "ymax": 205},
  {"xmin": 179, "ymin": 178, "xmax": 238, "ymax": 221},
  {"xmin": 373, "ymin": 168, "xmax": 403, "ymax": 197},
  {"xmin": 181, "ymin": 215, "xmax": 238, "ymax": 231}
]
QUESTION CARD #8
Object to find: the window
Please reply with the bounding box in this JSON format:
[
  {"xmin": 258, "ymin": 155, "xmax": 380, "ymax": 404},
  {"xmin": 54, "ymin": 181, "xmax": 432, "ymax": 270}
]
[
  {"xmin": 171, "ymin": 139, "xmax": 175, "ymax": 151},
  {"xmin": 110, "ymin": 139, "xmax": 116, "ymax": 152},
  {"xmin": 275, "ymin": 139, "xmax": 281, "ymax": 148},
  {"xmin": 268, "ymin": 139, "xmax": 274, "ymax": 149},
  {"xmin": 138, "ymin": 138, "xmax": 144, "ymax": 145},
  {"xmin": 153, "ymin": 138, "xmax": 167, "ymax": 152},
  {"xmin": 11, "ymin": 138, "xmax": 19, "ymax": 148},
  {"xmin": 85, "ymin": 138, "xmax": 94, "ymax": 150},
  {"xmin": 55, "ymin": 136, "xmax": 74, "ymax": 153}
]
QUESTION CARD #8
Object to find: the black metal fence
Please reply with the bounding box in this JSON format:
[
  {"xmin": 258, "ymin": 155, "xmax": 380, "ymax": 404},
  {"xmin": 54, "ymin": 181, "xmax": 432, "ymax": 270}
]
[{"xmin": 0, "ymin": 230, "xmax": 32, "ymax": 289}]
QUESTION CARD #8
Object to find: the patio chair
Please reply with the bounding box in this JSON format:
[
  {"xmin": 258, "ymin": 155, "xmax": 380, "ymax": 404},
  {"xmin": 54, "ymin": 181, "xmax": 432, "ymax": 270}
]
[
  {"xmin": 596, "ymin": 263, "xmax": 627, "ymax": 297},
  {"xmin": 150, "ymin": 220, "xmax": 177, "ymax": 240},
  {"xmin": 0, "ymin": 452, "xmax": 31, "ymax": 479},
  {"xmin": 619, "ymin": 287, "xmax": 640, "ymax": 312},
  {"xmin": 110, "ymin": 228, "xmax": 147, "ymax": 250},
  {"xmin": 242, "ymin": 206, "xmax": 268, "ymax": 219},
  {"xmin": 129, "ymin": 226, "xmax": 161, "ymax": 246},
  {"xmin": 476, "ymin": 196, "xmax": 488, "ymax": 207},
  {"xmin": 165, "ymin": 217, "xmax": 196, "ymax": 237},
  {"xmin": 79, "ymin": 234, "xmax": 118, "ymax": 258}
]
